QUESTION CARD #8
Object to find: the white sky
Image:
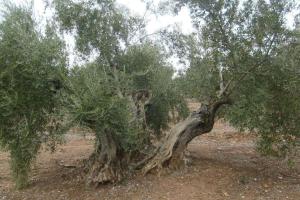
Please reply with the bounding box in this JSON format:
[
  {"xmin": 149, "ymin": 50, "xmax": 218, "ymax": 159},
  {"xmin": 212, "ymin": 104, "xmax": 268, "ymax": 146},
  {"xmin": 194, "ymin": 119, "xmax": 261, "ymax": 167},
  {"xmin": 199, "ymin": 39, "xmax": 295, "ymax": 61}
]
[
  {"xmin": 117, "ymin": 0, "xmax": 193, "ymax": 34},
  {"xmin": 1, "ymin": 0, "xmax": 299, "ymax": 70}
]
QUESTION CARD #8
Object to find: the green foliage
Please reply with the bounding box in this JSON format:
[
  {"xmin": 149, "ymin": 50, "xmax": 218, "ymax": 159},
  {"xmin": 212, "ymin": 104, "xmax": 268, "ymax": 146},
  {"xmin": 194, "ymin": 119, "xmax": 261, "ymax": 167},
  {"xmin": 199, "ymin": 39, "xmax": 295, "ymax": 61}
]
[
  {"xmin": 226, "ymin": 36, "xmax": 300, "ymax": 157},
  {"xmin": 67, "ymin": 64, "xmax": 144, "ymax": 152},
  {"xmin": 0, "ymin": 5, "xmax": 67, "ymax": 188},
  {"xmin": 53, "ymin": 0, "xmax": 144, "ymax": 62},
  {"xmin": 146, "ymin": 66, "xmax": 189, "ymax": 135},
  {"xmin": 120, "ymin": 43, "xmax": 166, "ymax": 91},
  {"xmin": 176, "ymin": 57, "xmax": 220, "ymax": 102},
  {"xmin": 173, "ymin": 0, "xmax": 300, "ymax": 157},
  {"xmin": 120, "ymin": 43, "xmax": 189, "ymax": 135}
]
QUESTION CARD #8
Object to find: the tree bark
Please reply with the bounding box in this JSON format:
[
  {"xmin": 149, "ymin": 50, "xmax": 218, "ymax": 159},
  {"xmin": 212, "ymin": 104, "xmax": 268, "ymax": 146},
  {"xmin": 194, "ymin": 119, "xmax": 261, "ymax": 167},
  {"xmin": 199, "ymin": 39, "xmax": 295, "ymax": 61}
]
[
  {"xmin": 84, "ymin": 131, "xmax": 125, "ymax": 186},
  {"xmin": 140, "ymin": 99, "xmax": 231, "ymax": 174}
]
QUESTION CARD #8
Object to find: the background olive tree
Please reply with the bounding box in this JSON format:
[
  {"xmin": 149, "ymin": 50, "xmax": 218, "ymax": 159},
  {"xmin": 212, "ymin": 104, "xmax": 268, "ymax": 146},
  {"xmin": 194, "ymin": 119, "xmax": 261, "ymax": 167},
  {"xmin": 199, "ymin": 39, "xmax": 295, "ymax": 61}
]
[{"xmin": 0, "ymin": 4, "xmax": 67, "ymax": 188}]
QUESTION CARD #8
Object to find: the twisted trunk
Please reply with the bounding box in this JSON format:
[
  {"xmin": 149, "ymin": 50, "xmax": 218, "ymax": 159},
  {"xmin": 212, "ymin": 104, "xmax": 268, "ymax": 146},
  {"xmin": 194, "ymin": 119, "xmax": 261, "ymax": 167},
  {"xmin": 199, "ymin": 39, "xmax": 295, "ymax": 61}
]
[
  {"xmin": 140, "ymin": 99, "xmax": 231, "ymax": 174},
  {"xmin": 84, "ymin": 131, "xmax": 125, "ymax": 186}
]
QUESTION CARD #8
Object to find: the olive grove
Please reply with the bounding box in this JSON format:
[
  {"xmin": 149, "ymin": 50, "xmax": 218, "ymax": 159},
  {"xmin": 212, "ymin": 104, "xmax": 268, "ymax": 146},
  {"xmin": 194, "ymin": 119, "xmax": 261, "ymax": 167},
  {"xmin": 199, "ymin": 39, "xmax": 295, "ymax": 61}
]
[{"xmin": 0, "ymin": 0, "xmax": 299, "ymax": 188}]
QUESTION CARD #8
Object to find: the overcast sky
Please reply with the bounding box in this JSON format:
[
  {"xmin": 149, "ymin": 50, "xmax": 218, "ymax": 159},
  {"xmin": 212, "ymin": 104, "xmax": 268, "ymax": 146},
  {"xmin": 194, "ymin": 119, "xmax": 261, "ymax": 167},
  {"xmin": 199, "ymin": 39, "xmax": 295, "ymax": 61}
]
[
  {"xmin": 6, "ymin": 0, "xmax": 297, "ymax": 32},
  {"xmin": 5, "ymin": 0, "xmax": 194, "ymax": 33},
  {"xmin": 2, "ymin": 0, "xmax": 194, "ymax": 68},
  {"xmin": 1, "ymin": 0, "xmax": 299, "ymax": 70}
]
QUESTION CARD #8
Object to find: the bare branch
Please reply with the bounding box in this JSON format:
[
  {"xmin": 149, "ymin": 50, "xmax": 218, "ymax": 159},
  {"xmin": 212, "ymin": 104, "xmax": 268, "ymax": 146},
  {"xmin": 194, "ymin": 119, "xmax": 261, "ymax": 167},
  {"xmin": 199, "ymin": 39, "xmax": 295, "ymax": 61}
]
[{"xmin": 210, "ymin": 98, "xmax": 233, "ymax": 119}]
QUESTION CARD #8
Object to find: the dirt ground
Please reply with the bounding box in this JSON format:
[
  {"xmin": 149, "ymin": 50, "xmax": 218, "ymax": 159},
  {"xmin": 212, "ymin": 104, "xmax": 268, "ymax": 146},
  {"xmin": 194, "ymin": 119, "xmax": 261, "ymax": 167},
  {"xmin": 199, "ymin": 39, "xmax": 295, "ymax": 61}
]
[{"xmin": 0, "ymin": 120, "xmax": 299, "ymax": 200}]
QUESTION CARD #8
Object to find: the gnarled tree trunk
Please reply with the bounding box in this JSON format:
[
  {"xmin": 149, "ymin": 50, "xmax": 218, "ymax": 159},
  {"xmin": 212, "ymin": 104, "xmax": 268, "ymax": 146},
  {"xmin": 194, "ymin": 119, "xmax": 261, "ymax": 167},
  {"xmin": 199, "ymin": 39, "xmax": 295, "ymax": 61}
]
[
  {"xmin": 140, "ymin": 99, "xmax": 231, "ymax": 174},
  {"xmin": 84, "ymin": 99, "xmax": 230, "ymax": 185},
  {"xmin": 84, "ymin": 131, "xmax": 125, "ymax": 186},
  {"xmin": 84, "ymin": 88, "xmax": 154, "ymax": 186}
]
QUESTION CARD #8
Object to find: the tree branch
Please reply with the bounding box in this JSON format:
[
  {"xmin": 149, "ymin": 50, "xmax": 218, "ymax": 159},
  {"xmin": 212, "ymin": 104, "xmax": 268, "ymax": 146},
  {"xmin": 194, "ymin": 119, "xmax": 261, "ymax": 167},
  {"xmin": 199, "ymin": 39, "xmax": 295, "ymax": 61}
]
[{"xmin": 210, "ymin": 98, "xmax": 233, "ymax": 118}]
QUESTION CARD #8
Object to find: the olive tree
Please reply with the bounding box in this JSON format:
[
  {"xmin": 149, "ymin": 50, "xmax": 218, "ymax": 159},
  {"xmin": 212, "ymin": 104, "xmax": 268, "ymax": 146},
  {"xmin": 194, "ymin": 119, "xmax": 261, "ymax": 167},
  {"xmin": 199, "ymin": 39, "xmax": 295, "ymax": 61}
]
[
  {"xmin": 140, "ymin": 0, "xmax": 300, "ymax": 173},
  {"xmin": 0, "ymin": 5, "xmax": 67, "ymax": 188},
  {"xmin": 53, "ymin": 0, "xmax": 188, "ymax": 185}
]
